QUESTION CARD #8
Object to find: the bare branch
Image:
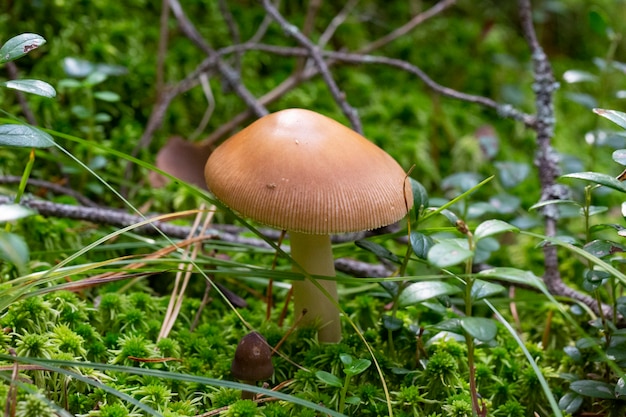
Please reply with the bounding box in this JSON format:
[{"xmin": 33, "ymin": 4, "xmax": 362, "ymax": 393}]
[
  {"xmin": 201, "ymin": 3, "xmax": 450, "ymax": 146},
  {"xmin": 360, "ymin": 0, "xmax": 457, "ymax": 54},
  {"xmin": 262, "ymin": 0, "xmax": 363, "ymax": 133},
  {"xmin": 168, "ymin": 0, "xmax": 267, "ymax": 117},
  {"xmin": 518, "ymin": 0, "xmax": 606, "ymax": 316},
  {"xmin": 218, "ymin": 0, "xmax": 243, "ymax": 76},
  {"xmin": 212, "ymin": 43, "xmax": 536, "ymax": 128},
  {"xmin": 0, "ymin": 195, "xmax": 391, "ymax": 278},
  {"xmin": 318, "ymin": 0, "xmax": 360, "ymax": 49}
]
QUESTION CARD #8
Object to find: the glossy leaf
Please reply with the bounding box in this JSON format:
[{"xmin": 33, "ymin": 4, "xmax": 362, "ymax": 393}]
[
  {"xmin": 1, "ymin": 79, "xmax": 56, "ymax": 98},
  {"xmin": 433, "ymin": 318, "xmax": 462, "ymax": 334},
  {"xmin": 565, "ymin": 92, "xmax": 597, "ymax": 109},
  {"xmin": 0, "ymin": 231, "xmax": 29, "ymax": 274},
  {"xmin": 460, "ymin": 317, "xmax": 497, "ymax": 342},
  {"xmin": 562, "ymin": 69, "xmax": 598, "ymax": 84},
  {"xmin": 471, "ymin": 279, "xmax": 505, "ymax": 301},
  {"xmin": 410, "ymin": 178, "xmax": 428, "ymax": 220},
  {"xmin": 495, "ymin": 161, "xmax": 530, "ymax": 188},
  {"xmin": 0, "ymin": 33, "xmax": 46, "ymax": 63},
  {"xmin": 410, "ymin": 231, "xmax": 434, "ymax": 259},
  {"xmin": 529, "ymin": 199, "xmax": 581, "ymax": 211},
  {"xmin": 442, "ymin": 172, "xmax": 482, "ymax": 192},
  {"xmin": 397, "ymin": 281, "xmax": 461, "ymax": 307},
  {"xmin": 558, "ymin": 392, "xmax": 583, "ymax": 414},
  {"xmin": 594, "ymin": 108, "xmax": 626, "ymax": 130},
  {"xmin": 613, "ymin": 149, "xmax": 626, "ymax": 166},
  {"xmin": 474, "ymin": 219, "xmax": 519, "ymax": 240},
  {"xmin": 355, "ymin": 240, "xmax": 401, "ymax": 264},
  {"xmin": 583, "ymin": 269, "xmax": 610, "ymax": 292},
  {"xmin": 569, "ymin": 380, "xmax": 615, "ymax": 399},
  {"xmin": 94, "ymin": 91, "xmax": 120, "ymax": 102},
  {"xmin": 561, "ymin": 172, "xmax": 626, "ymax": 193},
  {"xmin": 488, "ymin": 193, "xmax": 521, "ymax": 214},
  {"xmin": 583, "ymin": 240, "xmax": 626, "ymax": 258},
  {"xmin": 0, "ymin": 124, "xmax": 54, "ymax": 148},
  {"xmin": 563, "ymin": 346, "xmax": 582, "ymax": 364},
  {"xmin": 0, "ymin": 204, "xmax": 34, "ymax": 222},
  {"xmin": 343, "ymin": 356, "xmax": 371, "ymax": 376},
  {"xmin": 427, "ymin": 241, "xmax": 473, "ymax": 268},
  {"xmin": 382, "ymin": 315, "xmax": 403, "ymax": 331},
  {"xmin": 439, "ymin": 209, "xmax": 459, "ymax": 226},
  {"xmin": 339, "ymin": 353, "xmax": 353, "ymax": 366},
  {"xmin": 315, "ymin": 371, "xmax": 343, "ymax": 388},
  {"xmin": 616, "ymin": 378, "xmax": 626, "ymax": 399},
  {"xmin": 477, "ymin": 267, "xmax": 546, "ymax": 291}
]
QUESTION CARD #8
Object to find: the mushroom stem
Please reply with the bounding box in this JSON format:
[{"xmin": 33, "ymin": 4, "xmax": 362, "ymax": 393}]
[
  {"xmin": 290, "ymin": 232, "xmax": 341, "ymax": 343},
  {"xmin": 240, "ymin": 382, "xmax": 256, "ymax": 400}
]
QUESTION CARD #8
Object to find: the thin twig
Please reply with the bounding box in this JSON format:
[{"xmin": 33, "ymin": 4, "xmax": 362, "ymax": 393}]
[
  {"xmin": 168, "ymin": 0, "xmax": 267, "ymax": 117},
  {"xmin": 262, "ymin": 0, "xmax": 363, "ymax": 133},
  {"xmin": 359, "ymin": 0, "xmax": 457, "ymax": 54},
  {"xmin": 318, "ymin": 0, "xmax": 360, "ymax": 49}
]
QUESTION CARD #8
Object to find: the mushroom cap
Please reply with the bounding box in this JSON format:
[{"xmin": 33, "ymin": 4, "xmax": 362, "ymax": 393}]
[
  {"xmin": 205, "ymin": 108, "xmax": 413, "ymax": 234},
  {"xmin": 231, "ymin": 332, "xmax": 274, "ymax": 381}
]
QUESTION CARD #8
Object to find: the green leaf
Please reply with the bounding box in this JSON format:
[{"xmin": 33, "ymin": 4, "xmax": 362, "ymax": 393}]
[
  {"xmin": 345, "ymin": 396, "xmax": 361, "ymax": 405},
  {"xmin": 398, "ymin": 281, "xmax": 461, "ymax": 307},
  {"xmin": 583, "ymin": 239, "xmax": 626, "ymax": 258},
  {"xmin": 410, "ymin": 178, "xmax": 428, "ymax": 213},
  {"xmin": 477, "ymin": 267, "xmax": 546, "ymax": 291},
  {"xmin": 94, "ymin": 91, "xmax": 120, "ymax": 102},
  {"xmin": 344, "ymin": 359, "xmax": 371, "ymax": 376},
  {"xmin": 471, "ymin": 279, "xmax": 505, "ymax": 301},
  {"xmin": 315, "ymin": 371, "xmax": 343, "ymax": 388},
  {"xmin": 0, "ymin": 231, "xmax": 29, "ymax": 275},
  {"xmin": 355, "ymin": 240, "xmax": 401, "ymax": 264},
  {"xmin": 339, "ymin": 353, "xmax": 352, "ymax": 366},
  {"xmin": 410, "ymin": 231, "xmax": 434, "ymax": 259},
  {"xmin": 561, "ymin": 171, "xmax": 626, "ymax": 193},
  {"xmin": 613, "ymin": 149, "xmax": 626, "ymax": 166},
  {"xmin": 562, "ymin": 69, "xmax": 598, "ymax": 84},
  {"xmin": 427, "ymin": 241, "xmax": 473, "ymax": 268},
  {"xmin": 558, "ymin": 392, "xmax": 583, "ymax": 414},
  {"xmin": 0, "ymin": 204, "xmax": 34, "ymax": 222},
  {"xmin": 488, "ymin": 193, "xmax": 521, "ymax": 214},
  {"xmin": 0, "ymin": 33, "xmax": 46, "ymax": 63},
  {"xmin": 382, "ymin": 315, "xmax": 403, "ymax": 331},
  {"xmin": 84, "ymin": 72, "xmax": 107, "ymax": 87},
  {"xmin": 474, "ymin": 219, "xmax": 519, "ymax": 240},
  {"xmin": 616, "ymin": 378, "xmax": 626, "ymax": 399},
  {"xmin": 442, "ymin": 172, "xmax": 483, "ymax": 192},
  {"xmin": 594, "ymin": 108, "xmax": 626, "ymax": 130},
  {"xmin": 528, "ymin": 199, "xmax": 581, "ymax": 211},
  {"xmin": 432, "ymin": 318, "xmax": 462, "ymax": 334},
  {"xmin": 0, "ymin": 124, "xmax": 55, "ymax": 148},
  {"xmin": 460, "ymin": 317, "xmax": 498, "ymax": 342},
  {"xmin": 569, "ymin": 380, "xmax": 615, "ymax": 399},
  {"xmin": 494, "ymin": 161, "xmax": 530, "ymax": 188},
  {"xmin": 588, "ymin": 10, "xmax": 610, "ymax": 37},
  {"xmin": 0, "ymin": 79, "xmax": 56, "ymax": 98}
]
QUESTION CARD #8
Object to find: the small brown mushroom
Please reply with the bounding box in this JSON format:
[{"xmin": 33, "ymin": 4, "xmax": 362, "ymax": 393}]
[{"xmin": 231, "ymin": 332, "xmax": 274, "ymax": 400}]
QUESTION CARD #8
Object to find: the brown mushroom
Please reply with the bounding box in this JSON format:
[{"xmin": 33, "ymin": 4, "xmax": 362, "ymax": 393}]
[
  {"xmin": 206, "ymin": 108, "xmax": 413, "ymax": 343},
  {"xmin": 231, "ymin": 331, "xmax": 274, "ymax": 400}
]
